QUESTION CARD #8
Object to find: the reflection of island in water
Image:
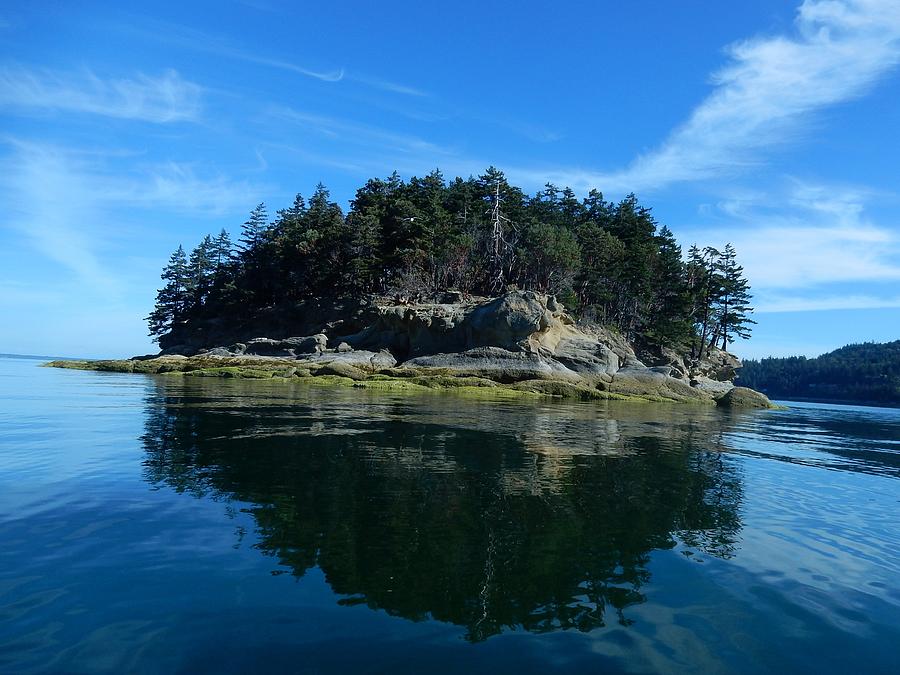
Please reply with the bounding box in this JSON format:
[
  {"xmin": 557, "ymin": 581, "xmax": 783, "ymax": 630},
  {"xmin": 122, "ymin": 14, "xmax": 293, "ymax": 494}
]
[{"xmin": 140, "ymin": 378, "xmax": 744, "ymax": 641}]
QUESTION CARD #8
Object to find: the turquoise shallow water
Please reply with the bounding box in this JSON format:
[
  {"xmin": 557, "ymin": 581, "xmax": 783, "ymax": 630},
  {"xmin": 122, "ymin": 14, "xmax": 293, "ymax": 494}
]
[{"xmin": 0, "ymin": 355, "xmax": 898, "ymax": 674}]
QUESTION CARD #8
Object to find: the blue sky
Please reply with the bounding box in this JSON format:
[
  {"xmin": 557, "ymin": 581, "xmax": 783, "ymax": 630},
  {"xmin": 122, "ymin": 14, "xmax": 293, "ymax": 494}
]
[{"xmin": 1, "ymin": 0, "xmax": 899, "ymax": 359}]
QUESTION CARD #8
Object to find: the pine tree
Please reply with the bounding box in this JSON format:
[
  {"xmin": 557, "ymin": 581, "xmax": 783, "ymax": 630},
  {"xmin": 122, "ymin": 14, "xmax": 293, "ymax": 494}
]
[
  {"xmin": 300, "ymin": 183, "xmax": 347, "ymax": 295},
  {"xmin": 688, "ymin": 246, "xmax": 724, "ymax": 359},
  {"xmin": 187, "ymin": 235, "xmax": 215, "ymax": 308},
  {"xmin": 144, "ymin": 168, "xmax": 756, "ymax": 355},
  {"xmin": 238, "ymin": 203, "xmax": 269, "ymax": 255},
  {"xmin": 147, "ymin": 245, "xmax": 190, "ymax": 341},
  {"xmin": 714, "ymin": 243, "xmax": 755, "ymax": 351},
  {"xmin": 647, "ymin": 226, "xmax": 691, "ymax": 345},
  {"xmin": 609, "ymin": 194, "xmax": 657, "ymax": 337},
  {"xmin": 211, "ymin": 229, "xmax": 233, "ymax": 269},
  {"xmin": 575, "ymin": 223, "xmax": 625, "ymax": 320},
  {"xmin": 517, "ymin": 220, "xmax": 580, "ymax": 294}
]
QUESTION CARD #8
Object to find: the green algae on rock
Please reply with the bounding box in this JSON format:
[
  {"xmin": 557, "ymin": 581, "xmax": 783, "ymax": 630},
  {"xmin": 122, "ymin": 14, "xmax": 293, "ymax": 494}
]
[{"xmin": 44, "ymin": 354, "xmax": 775, "ymax": 406}]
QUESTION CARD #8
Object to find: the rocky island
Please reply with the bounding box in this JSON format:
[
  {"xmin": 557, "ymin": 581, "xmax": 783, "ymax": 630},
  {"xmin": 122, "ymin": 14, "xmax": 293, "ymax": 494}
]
[
  {"xmin": 50, "ymin": 290, "xmax": 771, "ymax": 406},
  {"xmin": 50, "ymin": 169, "xmax": 772, "ymax": 407}
]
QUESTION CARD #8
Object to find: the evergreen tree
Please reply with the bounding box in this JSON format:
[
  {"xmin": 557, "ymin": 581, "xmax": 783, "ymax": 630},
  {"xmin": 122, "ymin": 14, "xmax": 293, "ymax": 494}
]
[
  {"xmin": 689, "ymin": 246, "xmax": 722, "ymax": 359},
  {"xmin": 713, "ymin": 243, "xmax": 755, "ymax": 350},
  {"xmin": 187, "ymin": 235, "xmax": 215, "ymax": 309},
  {"xmin": 147, "ymin": 245, "xmax": 190, "ymax": 341},
  {"xmin": 575, "ymin": 223, "xmax": 625, "ymax": 320},
  {"xmin": 517, "ymin": 220, "xmax": 581, "ymax": 294},
  {"xmin": 238, "ymin": 203, "xmax": 269, "ymax": 256},
  {"xmin": 146, "ymin": 168, "xmax": 756, "ymax": 356},
  {"xmin": 609, "ymin": 194, "xmax": 657, "ymax": 336},
  {"xmin": 211, "ymin": 229, "xmax": 233, "ymax": 269},
  {"xmin": 646, "ymin": 226, "xmax": 691, "ymax": 346},
  {"xmin": 300, "ymin": 183, "xmax": 347, "ymax": 296}
]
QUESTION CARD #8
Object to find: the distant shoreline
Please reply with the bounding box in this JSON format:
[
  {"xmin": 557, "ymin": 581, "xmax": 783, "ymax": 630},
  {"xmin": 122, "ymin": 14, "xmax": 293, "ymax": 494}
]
[
  {"xmin": 0, "ymin": 353, "xmax": 85, "ymax": 362},
  {"xmin": 773, "ymin": 396, "xmax": 900, "ymax": 410}
]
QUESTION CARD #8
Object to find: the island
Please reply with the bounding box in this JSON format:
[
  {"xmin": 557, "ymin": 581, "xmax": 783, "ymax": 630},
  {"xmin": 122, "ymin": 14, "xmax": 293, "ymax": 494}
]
[{"xmin": 50, "ymin": 168, "xmax": 773, "ymax": 408}]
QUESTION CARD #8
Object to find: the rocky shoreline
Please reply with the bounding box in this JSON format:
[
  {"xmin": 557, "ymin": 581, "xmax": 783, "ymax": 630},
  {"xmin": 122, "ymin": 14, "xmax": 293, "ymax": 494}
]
[{"xmin": 48, "ymin": 291, "xmax": 774, "ymax": 407}]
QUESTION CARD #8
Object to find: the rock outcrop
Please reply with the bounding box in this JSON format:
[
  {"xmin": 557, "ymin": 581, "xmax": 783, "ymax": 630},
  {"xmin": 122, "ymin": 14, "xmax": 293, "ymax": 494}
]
[{"xmin": 140, "ymin": 291, "xmax": 773, "ymax": 407}]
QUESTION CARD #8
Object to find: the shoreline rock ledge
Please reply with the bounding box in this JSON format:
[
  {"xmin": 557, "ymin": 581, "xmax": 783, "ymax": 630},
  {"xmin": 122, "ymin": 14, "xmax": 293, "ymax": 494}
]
[{"xmin": 49, "ymin": 290, "xmax": 775, "ymax": 407}]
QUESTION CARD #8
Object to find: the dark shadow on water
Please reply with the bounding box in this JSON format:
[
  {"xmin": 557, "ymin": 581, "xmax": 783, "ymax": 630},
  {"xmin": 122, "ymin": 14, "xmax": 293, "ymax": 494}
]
[{"xmin": 139, "ymin": 377, "xmax": 748, "ymax": 641}]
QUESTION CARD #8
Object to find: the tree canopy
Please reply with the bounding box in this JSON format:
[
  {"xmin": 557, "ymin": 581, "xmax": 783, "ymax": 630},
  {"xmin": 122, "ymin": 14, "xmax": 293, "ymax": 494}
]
[{"xmin": 148, "ymin": 168, "xmax": 754, "ymax": 354}]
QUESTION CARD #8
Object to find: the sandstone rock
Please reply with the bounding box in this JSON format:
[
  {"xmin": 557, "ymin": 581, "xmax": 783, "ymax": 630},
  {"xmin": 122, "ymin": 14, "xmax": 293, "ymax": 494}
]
[
  {"xmin": 314, "ymin": 361, "xmax": 367, "ymax": 380},
  {"xmin": 281, "ymin": 334, "xmax": 327, "ymax": 354},
  {"xmin": 302, "ymin": 349, "xmax": 397, "ymax": 371},
  {"xmin": 692, "ymin": 377, "xmax": 735, "ymax": 399},
  {"xmin": 609, "ymin": 368, "xmax": 711, "ymax": 402},
  {"xmin": 244, "ymin": 335, "xmax": 326, "ymax": 357},
  {"xmin": 160, "ymin": 344, "xmax": 196, "ymax": 356},
  {"xmin": 550, "ymin": 336, "xmax": 619, "ymax": 378},
  {"xmin": 205, "ymin": 347, "xmax": 235, "ymax": 357},
  {"xmin": 465, "ymin": 291, "xmax": 559, "ymax": 352},
  {"xmin": 407, "ymin": 347, "xmax": 579, "ymax": 383},
  {"xmin": 717, "ymin": 386, "xmax": 774, "ymax": 408},
  {"xmin": 144, "ymin": 290, "xmax": 770, "ymax": 405},
  {"xmin": 244, "ymin": 338, "xmax": 288, "ymax": 356},
  {"xmin": 693, "ymin": 347, "xmax": 742, "ymax": 382}
]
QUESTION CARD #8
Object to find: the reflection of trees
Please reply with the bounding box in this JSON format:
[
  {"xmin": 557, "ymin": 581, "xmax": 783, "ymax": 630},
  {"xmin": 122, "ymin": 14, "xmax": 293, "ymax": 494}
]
[{"xmin": 141, "ymin": 379, "xmax": 744, "ymax": 641}]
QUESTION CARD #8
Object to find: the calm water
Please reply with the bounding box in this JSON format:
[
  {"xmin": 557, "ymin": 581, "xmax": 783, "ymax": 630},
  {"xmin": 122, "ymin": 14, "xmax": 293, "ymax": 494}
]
[{"xmin": 1, "ymin": 355, "xmax": 898, "ymax": 674}]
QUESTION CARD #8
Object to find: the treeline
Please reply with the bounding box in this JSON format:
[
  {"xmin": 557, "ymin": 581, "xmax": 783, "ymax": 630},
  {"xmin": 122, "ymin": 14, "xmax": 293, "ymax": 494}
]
[
  {"xmin": 739, "ymin": 341, "xmax": 900, "ymax": 405},
  {"xmin": 149, "ymin": 168, "xmax": 753, "ymax": 353}
]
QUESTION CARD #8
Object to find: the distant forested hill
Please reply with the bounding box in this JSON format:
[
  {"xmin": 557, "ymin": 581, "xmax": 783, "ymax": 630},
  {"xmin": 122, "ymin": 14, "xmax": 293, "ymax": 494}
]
[{"xmin": 738, "ymin": 341, "xmax": 900, "ymax": 406}]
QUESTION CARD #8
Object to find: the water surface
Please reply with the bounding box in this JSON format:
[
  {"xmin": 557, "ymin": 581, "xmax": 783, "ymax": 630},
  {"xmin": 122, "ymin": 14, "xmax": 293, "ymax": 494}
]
[{"xmin": 1, "ymin": 355, "xmax": 898, "ymax": 673}]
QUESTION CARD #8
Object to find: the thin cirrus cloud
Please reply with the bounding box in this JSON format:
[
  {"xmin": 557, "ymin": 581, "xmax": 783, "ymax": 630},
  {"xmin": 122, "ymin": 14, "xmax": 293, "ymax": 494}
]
[
  {"xmin": 0, "ymin": 141, "xmax": 265, "ymax": 290},
  {"xmin": 216, "ymin": 51, "xmax": 344, "ymax": 83},
  {"xmin": 2, "ymin": 142, "xmax": 117, "ymax": 291},
  {"xmin": 110, "ymin": 17, "xmax": 424, "ymax": 95},
  {"xmin": 756, "ymin": 294, "xmax": 900, "ymax": 313},
  {"xmin": 517, "ymin": 0, "xmax": 900, "ymax": 193},
  {"xmin": 680, "ymin": 181, "xmax": 900, "ymax": 312},
  {"xmin": 0, "ymin": 66, "xmax": 203, "ymax": 123},
  {"xmin": 266, "ymin": 106, "xmax": 456, "ymax": 157}
]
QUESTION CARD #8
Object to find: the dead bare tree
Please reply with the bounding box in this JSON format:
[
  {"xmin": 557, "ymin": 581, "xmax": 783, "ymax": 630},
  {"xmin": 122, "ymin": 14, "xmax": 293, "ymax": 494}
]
[{"xmin": 488, "ymin": 180, "xmax": 513, "ymax": 296}]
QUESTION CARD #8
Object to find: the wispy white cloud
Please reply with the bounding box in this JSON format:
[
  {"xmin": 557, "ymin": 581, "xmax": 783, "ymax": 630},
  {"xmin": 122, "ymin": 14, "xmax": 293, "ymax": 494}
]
[
  {"xmin": 699, "ymin": 219, "xmax": 900, "ymax": 292},
  {"xmin": 509, "ymin": 0, "xmax": 900, "ymax": 193},
  {"xmin": 135, "ymin": 162, "xmax": 264, "ymax": 214},
  {"xmin": 346, "ymin": 74, "xmax": 428, "ymax": 97},
  {"xmin": 108, "ymin": 18, "xmax": 344, "ymax": 82},
  {"xmin": 0, "ymin": 66, "xmax": 203, "ymax": 122},
  {"xmin": 756, "ymin": 294, "xmax": 900, "ymax": 312},
  {"xmin": 266, "ymin": 106, "xmax": 457, "ymax": 157},
  {"xmin": 108, "ymin": 17, "xmax": 433, "ymax": 94},
  {"xmin": 682, "ymin": 180, "xmax": 900, "ymax": 311},
  {"xmin": 0, "ymin": 141, "xmax": 266, "ymax": 290},
  {"xmin": 233, "ymin": 53, "xmax": 344, "ymax": 82},
  {"xmin": 1, "ymin": 143, "xmax": 116, "ymax": 290}
]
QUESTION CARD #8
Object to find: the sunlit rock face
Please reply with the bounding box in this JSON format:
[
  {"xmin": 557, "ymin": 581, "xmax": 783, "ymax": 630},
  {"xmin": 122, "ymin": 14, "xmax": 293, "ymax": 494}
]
[{"xmin": 118, "ymin": 290, "xmax": 769, "ymax": 406}]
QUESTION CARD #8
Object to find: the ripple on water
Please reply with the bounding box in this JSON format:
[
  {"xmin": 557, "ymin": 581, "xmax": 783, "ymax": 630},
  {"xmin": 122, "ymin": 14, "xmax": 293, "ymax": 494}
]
[{"xmin": 1, "ymin": 358, "xmax": 899, "ymax": 674}]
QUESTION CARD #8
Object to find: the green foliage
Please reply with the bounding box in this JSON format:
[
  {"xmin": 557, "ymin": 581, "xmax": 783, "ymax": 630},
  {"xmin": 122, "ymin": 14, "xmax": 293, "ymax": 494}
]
[
  {"xmin": 147, "ymin": 168, "xmax": 754, "ymax": 351},
  {"xmin": 515, "ymin": 220, "xmax": 581, "ymax": 293},
  {"xmin": 739, "ymin": 341, "xmax": 900, "ymax": 405},
  {"xmin": 147, "ymin": 245, "xmax": 190, "ymax": 339}
]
